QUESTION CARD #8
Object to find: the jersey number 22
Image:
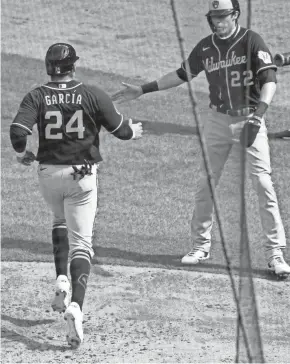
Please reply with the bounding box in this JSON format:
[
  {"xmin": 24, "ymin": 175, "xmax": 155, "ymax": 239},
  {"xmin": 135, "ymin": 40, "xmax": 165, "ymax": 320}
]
[{"xmin": 231, "ymin": 70, "xmax": 254, "ymax": 87}]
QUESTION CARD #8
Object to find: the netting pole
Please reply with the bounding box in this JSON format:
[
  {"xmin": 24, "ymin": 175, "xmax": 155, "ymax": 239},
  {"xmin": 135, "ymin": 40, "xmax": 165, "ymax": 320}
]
[
  {"xmin": 169, "ymin": 0, "xmax": 252, "ymax": 361},
  {"xmin": 236, "ymin": 0, "xmax": 265, "ymax": 361}
]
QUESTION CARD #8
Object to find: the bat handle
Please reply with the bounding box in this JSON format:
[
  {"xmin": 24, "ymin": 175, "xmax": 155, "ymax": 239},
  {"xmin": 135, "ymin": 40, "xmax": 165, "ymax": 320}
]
[{"xmin": 274, "ymin": 52, "xmax": 290, "ymax": 67}]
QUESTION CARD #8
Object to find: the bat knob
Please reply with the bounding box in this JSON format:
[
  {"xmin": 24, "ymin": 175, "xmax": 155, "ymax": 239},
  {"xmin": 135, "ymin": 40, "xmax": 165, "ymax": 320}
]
[{"xmin": 274, "ymin": 52, "xmax": 290, "ymax": 67}]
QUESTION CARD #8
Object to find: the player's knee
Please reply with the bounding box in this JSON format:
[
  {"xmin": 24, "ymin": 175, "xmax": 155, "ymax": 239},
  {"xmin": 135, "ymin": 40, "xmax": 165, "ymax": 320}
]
[
  {"xmin": 250, "ymin": 172, "xmax": 274, "ymax": 193},
  {"xmin": 70, "ymin": 247, "xmax": 94, "ymax": 261},
  {"xmin": 69, "ymin": 234, "xmax": 94, "ymax": 260},
  {"xmin": 53, "ymin": 219, "xmax": 66, "ymax": 229}
]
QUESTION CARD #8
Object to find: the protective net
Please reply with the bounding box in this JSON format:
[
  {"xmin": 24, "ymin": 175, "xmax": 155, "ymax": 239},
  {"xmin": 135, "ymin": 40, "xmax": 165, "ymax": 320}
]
[{"xmin": 169, "ymin": 0, "xmax": 290, "ymax": 363}]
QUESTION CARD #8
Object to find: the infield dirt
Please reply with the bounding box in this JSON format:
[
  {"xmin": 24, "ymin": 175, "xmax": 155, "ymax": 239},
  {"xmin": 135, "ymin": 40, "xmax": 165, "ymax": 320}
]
[{"xmin": 2, "ymin": 262, "xmax": 290, "ymax": 363}]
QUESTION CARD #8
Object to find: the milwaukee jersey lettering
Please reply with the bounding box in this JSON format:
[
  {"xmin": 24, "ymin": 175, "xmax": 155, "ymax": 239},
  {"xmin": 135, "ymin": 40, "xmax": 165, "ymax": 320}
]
[
  {"xmin": 181, "ymin": 26, "xmax": 277, "ymax": 109},
  {"xmin": 12, "ymin": 80, "xmax": 124, "ymax": 164}
]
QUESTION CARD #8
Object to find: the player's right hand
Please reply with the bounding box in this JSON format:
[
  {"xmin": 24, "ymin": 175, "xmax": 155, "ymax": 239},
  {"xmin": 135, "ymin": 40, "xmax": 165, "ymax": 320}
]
[
  {"xmin": 129, "ymin": 119, "xmax": 143, "ymax": 140},
  {"xmin": 16, "ymin": 150, "xmax": 36, "ymax": 166},
  {"xmin": 111, "ymin": 82, "xmax": 143, "ymax": 104}
]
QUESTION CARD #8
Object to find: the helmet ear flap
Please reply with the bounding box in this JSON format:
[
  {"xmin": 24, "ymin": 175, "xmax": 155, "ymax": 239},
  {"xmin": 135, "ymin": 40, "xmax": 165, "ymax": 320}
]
[{"xmin": 46, "ymin": 61, "xmax": 54, "ymax": 76}]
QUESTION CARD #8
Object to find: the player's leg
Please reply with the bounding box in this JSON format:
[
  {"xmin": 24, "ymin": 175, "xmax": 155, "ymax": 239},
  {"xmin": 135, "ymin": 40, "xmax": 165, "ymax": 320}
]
[
  {"xmin": 38, "ymin": 165, "xmax": 70, "ymax": 312},
  {"xmin": 63, "ymin": 164, "xmax": 98, "ymax": 348},
  {"xmin": 182, "ymin": 111, "xmax": 232, "ymax": 264},
  {"xmin": 246, "ymin": 122, "xmax": 290, "ymax": 277}
]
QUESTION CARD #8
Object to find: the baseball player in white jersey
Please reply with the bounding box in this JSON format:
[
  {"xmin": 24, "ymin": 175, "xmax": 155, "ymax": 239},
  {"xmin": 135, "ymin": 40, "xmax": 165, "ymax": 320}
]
[
  {"xmin": 112, "ymin": 0, "xmax": 290, "ymax": 278},
  {"xmin": 10, "ymin": 43, "xmax": 143, "ymax": 348}
]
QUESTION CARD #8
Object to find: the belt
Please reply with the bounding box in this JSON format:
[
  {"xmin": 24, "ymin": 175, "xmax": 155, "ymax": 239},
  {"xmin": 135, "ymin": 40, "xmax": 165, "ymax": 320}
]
[{"xmin": 210, "ymin": 104, "xmax": 256, "ymax": 117}]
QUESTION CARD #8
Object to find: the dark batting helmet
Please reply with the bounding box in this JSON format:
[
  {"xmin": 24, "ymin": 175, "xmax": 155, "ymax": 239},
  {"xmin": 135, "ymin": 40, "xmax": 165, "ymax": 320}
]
[
  {"xmin": 206, "ymin": 0, "xmax": 240, "ymax": 31},
  {"xmin": 45, "ymin": 43, "xmax": 79, "ymax": 76}
]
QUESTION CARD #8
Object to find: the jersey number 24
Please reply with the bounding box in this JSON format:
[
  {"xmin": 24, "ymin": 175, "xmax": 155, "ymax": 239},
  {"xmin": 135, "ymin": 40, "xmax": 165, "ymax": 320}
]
[{"xmin": 45, "ymin": 110, "xmax": 85, "ymax": 139}]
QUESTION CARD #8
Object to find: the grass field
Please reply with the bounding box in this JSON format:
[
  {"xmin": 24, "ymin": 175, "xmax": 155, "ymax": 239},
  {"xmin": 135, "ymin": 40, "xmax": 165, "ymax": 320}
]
[{"xmin": 1, "ymin": 0, "xmax": 290, "ymax": 362}]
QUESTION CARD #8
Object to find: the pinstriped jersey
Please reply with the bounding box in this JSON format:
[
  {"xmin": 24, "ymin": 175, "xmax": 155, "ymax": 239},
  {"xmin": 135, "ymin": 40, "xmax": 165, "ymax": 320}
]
[
  {"xmin": 181, "ymin": 26, "xmax": 277, "ymax": 109},
  {"xmin": 12, "ymin": 80, "xmax": 126, "ymax": 164}
]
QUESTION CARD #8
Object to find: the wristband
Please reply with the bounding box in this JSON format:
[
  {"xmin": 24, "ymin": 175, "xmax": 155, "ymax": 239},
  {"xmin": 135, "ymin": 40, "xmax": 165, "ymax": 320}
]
[
  {"xmin": 16, "ymin": 150, "xmax": 26, "ymax": 158},
  {"xmin": 141, "ymin": 81, "xmax": 159, "ymax": 94},
  {"xmin": 254, "ymin": 101, "xmax": 268, "ymax": 118}
]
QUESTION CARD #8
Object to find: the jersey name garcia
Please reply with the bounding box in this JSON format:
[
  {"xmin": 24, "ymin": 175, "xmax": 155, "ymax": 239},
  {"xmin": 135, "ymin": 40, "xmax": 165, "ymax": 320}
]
[
  {"xmin": 12, "ymin": 80, "xmax": 124, "ymax": 164},
  {"xmin": 181, "ymin": 26, "xmax": 277, "ymax": 109}
]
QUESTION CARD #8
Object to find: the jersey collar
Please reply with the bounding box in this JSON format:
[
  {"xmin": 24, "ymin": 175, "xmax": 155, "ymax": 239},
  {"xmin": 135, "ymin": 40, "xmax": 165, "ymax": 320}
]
[
  {"xmin": 46, "ymin": 80, "xmax": 79, "ymax": 88},
  {"xmin": 44, "ymin": 80, "xmax": 82, "ymax": 90},
  {"xmin": 214, "ymin": 25, "xmax": 240, "ymax": 42}
]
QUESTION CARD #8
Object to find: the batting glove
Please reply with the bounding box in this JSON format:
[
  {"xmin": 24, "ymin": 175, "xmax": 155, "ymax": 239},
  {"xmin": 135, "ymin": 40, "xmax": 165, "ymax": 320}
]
[
  {"xmin": 16, "ymin": 150, "xmax": 36, "ymax": 166},
  {"xmin": 129, "ymin": 118, "xmax": 143, "ymax": 140},
  {"xmin": 240, "ymin": 116, "xmax": 262, "ymax": 148}
]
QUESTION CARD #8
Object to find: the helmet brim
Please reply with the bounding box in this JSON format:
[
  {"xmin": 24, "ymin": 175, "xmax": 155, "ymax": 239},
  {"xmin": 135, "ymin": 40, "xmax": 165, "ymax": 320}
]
[{"xmin": 206, "ymin": 9, "xmax": 234, "ymax": 17}]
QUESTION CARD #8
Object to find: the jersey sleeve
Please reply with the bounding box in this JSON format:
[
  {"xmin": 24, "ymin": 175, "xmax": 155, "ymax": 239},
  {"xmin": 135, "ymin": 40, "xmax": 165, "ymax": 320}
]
[
  {"xmin": 94, "ymin": 88, "xmax": 125, "ymax": 133},
  {"xmin": 177, "ymin": 41, "xmax": 204, "ymax": 81},
  {"xmin": 12, "ymin": 91, "xmax": 39, "ymax": 134},
  {"xmin": 250, "ymin": 31, "xmax": 277, "ymax": 75}
]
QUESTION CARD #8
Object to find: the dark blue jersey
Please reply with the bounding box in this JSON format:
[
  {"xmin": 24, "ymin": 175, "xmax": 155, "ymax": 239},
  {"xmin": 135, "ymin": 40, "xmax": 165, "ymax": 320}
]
[
  {"xmin": 178, "ymin": 26, "xmax": 277, "ymax": 109},
  {"xmin": 12, "ymin": 80, "xmax": 132, "ymax": 164}
]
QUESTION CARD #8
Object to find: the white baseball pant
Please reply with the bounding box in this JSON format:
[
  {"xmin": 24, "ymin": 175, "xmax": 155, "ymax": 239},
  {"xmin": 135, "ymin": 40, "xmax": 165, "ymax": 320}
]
[
  {"xmin": 37, "ymin": 164, "xmax": 98, "ymax": 259},
  {"xmin": 191, "ymin": 109, "xmax": 286, "ymax": 262}
]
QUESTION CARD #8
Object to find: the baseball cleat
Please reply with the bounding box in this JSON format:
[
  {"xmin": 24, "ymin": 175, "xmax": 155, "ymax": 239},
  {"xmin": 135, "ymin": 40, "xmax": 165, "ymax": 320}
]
[
  {"xmin": 51, "ymin": 275, "xmax": 70, "ymax": 313},
  {"xmin": 64, "ymin": 302, "xmax": 83, "ymax": 349},
  {"xmin": 181, "ymin": 249, "xmax": 210, "ymax": 265},
  {"xmin": 268, "ymin": 256, "xmax": 290, "ymax": 278}
]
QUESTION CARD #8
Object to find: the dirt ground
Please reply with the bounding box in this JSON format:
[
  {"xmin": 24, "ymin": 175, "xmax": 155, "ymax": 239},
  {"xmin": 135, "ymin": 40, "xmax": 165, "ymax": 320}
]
[{"xmin": 1, "ymin": 262, "xmax": 289, "ymax": 363}]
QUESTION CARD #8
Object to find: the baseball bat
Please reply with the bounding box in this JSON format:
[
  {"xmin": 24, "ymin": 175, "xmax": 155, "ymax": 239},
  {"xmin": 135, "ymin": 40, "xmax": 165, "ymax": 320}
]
[
  {"xmin": 274, "ymin": 52, "xmax": 290, "ymax": 67},
  {"xmin": 268, "ymin": 129, "xmax": 290, "ymax": 140}
]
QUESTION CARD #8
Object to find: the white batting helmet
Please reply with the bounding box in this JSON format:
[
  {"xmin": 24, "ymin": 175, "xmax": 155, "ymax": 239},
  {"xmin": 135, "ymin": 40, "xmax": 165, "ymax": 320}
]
[{"xmin": 206, "ymin": 0, "xmax": 240, "ymax": 17}]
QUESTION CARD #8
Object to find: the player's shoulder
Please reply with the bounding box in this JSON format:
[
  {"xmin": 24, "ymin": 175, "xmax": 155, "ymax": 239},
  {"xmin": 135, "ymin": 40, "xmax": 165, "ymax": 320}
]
[
  {"xmin": 197, "ymin": 34, "xmax": 214, "ymax": 49},
  {"xmin": 24, "ymin": 82, "xmax": 52, "ymax": 99},
  {"xmin": 20, "ymin": 84, "xmax": 43, "ymax": 104},
  {"xmin": 82, "ymin": 82, "xmax": 106, "ymax": 94},
  {"xmin": 81, "ymin": 82, "xmax": 110, "ymax": 102},
  {"xmin": 245, "ymin": 28, "xmax": 265, "ymax": 42}
]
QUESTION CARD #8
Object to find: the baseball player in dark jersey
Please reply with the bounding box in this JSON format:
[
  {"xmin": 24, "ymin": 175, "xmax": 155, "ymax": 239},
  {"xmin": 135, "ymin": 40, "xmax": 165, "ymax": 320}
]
[
  {"xmin": 10, "ymin": 43, "xmax": 143, "ymax": 348},
  {"xmin": 112, "ymin": 0, "xmax": 290, "ymax": 277}
]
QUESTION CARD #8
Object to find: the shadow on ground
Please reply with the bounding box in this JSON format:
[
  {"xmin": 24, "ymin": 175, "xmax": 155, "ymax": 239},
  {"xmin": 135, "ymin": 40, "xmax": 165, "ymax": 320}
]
[
  {"xmin": 1, "ymin": 315, "xmax": 55, "ymax": 328},
  {"xmin": 92, "ymin": 245, "xmax": 279, "ymax": 281},
  {"xmin": 1, "ymin": 314, "xmax": 68, "ymax": 352},
  {"xmin": 1, "ymin": 237, "xmax": 53, "ymax": 261},
  {"xmin": 2, "ymin": 237, "xmax": 283, "ymax": 281},
  {"xmin": 1, "ymin": 327, "xmax": 68, "ymax": 352}
]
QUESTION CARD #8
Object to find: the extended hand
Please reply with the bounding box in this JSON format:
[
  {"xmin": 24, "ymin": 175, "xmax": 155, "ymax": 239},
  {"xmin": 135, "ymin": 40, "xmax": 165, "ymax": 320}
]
[
  {"xmin": 239, "ymin": 116, "xmax": 262, "ymax": 148},
  {"xmin": 111, "ymin": 82, "xmax": 143, "ymax": 104},
  {"xmin": 16, "ymin": 150, "xmax": 36, "ymax": 166},
  {"xmin": 129, "ymin": 119, "xmax": 143, "ymax": 140}
]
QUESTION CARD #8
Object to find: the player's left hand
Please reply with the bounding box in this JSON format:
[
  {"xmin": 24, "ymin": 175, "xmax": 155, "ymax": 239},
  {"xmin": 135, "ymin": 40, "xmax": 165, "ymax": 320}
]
[
  {"xmin": 239, "ymin": 116, "xmax": 262, "ymax": 148},
  {"xmin": 16, "ymin": 150, "xmax": 36, "ymax": 166}
]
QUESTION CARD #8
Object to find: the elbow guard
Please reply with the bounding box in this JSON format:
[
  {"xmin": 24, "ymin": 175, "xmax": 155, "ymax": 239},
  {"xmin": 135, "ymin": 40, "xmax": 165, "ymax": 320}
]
[
  {"xmin": 10, "ymin": 125, "xmax": 29, "ymax": 152},
  {"xmin": 112, "ymin": 119, "xmax": 133, "ymax": 140}
]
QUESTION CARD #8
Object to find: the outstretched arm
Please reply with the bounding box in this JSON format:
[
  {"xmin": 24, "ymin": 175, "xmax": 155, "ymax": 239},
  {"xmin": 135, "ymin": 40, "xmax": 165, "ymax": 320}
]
[
  {"xmin": 142, "ymin": 70, "xmax": 186, "ymax": 92},
  {"xmin": 95, "ymin": 87, "xmax": 142, "ymax": 140},
  {"xmin": 111, "ymin": 70, "xmax": 186, "ymax": 104}
]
